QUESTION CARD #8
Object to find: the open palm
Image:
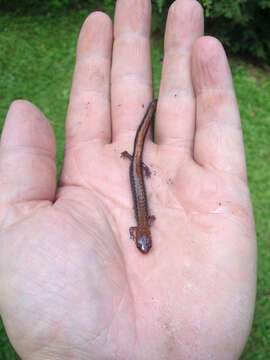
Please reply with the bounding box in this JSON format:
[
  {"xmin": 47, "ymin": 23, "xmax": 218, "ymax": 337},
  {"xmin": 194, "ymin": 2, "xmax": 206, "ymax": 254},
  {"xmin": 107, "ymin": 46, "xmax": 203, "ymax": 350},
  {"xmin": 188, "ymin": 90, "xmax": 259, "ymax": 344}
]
[{"xmin": 0, "ymin": 1, "xmax": 256, "ymax": 359}]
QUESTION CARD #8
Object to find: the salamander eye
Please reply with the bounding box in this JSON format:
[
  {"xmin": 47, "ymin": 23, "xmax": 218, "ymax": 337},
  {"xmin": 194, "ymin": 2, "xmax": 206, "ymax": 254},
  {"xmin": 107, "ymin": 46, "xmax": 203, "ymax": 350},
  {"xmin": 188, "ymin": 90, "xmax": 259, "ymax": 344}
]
[{"xmin": 136, "ymin": 235, "xmax": 152, "ymax": 254}]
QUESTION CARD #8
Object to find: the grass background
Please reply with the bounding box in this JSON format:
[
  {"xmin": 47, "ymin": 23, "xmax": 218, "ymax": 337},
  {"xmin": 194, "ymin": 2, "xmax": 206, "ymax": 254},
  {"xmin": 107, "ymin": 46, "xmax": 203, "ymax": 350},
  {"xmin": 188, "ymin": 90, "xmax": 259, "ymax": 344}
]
[{"xmin": 0, "ymin": 9, "xmax": 269, "ymax": 360}]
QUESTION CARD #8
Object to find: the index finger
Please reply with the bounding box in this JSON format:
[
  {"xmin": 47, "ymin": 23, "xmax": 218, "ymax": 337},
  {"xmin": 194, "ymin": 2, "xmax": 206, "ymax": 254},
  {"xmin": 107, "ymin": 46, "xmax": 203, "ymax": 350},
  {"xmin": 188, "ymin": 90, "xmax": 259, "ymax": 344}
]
[{"xmin": 65, "ymin": 12, "xmax": 113, "ymax": 148}]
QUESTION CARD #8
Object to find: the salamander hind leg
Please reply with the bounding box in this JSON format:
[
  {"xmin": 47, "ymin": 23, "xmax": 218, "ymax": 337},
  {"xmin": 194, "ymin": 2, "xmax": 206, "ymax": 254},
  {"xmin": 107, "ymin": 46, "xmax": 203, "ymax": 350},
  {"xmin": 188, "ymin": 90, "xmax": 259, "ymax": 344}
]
[
  {"xmin": 141, "ymin": 162, "xmax": 151, "ymax": 177},
  {"xmin": 121, "ymin": 151, "xmax": 133, "ymax": 160}
]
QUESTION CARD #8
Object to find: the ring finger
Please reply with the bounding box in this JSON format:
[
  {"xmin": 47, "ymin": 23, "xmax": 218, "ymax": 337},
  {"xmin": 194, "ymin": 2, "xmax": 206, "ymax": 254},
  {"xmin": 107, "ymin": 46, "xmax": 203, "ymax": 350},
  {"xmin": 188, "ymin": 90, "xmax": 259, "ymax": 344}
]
[{"xmin": 155, "ymin": 0, "xmax": 204, "ymax": 157}]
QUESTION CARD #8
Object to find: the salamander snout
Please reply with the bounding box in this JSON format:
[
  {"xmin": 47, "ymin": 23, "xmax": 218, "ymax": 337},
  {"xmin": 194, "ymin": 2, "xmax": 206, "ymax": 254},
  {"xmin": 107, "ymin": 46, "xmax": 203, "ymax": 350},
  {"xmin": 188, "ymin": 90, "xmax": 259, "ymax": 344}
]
[{"xmin": 136, "ymin": 235, "xmax": 152, "ymax": 254}]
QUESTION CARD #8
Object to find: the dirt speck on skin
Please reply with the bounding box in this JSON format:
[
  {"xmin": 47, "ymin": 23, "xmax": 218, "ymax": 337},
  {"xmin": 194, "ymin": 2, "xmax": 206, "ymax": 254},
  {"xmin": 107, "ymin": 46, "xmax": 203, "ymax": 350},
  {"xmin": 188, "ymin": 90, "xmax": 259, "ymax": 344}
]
[{"xmin": 162, "ymin": 319, "xmax": 178, "ymax": 359}]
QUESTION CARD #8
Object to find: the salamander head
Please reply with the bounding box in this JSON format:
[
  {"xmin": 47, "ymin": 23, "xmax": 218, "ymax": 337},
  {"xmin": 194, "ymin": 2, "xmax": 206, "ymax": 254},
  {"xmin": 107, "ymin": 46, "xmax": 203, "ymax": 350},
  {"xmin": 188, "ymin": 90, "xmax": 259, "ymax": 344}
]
[{"xmin": 136, "ymin": 227, "xmax": 152, "ymax": 254}]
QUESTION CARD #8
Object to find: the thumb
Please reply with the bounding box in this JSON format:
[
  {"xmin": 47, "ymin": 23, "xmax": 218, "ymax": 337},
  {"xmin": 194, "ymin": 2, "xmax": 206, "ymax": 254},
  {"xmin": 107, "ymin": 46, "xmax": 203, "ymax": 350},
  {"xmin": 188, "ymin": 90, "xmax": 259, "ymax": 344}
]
[{"xmin": 0, "ymin": 100, "xmax": 56, "ymax": 213}]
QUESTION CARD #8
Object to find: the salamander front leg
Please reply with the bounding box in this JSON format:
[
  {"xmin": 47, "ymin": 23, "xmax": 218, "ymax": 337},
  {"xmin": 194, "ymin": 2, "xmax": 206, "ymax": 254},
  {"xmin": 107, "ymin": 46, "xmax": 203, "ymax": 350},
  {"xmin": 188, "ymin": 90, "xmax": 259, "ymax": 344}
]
[
  {"xmin": 147, "ymin": 215, "xmax": 156, "ymax": 225},
  {"xmin": 129, "ymin": 226, "xmax": 137, "ymax": 241}
]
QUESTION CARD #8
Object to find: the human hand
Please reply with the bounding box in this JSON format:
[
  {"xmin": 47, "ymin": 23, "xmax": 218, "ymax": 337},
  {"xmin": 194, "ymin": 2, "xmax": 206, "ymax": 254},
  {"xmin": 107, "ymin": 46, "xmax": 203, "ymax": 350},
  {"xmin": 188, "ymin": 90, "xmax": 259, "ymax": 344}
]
[{"xmin": 0, "ymin": 0, "xmax": 256, "ymax": 359}]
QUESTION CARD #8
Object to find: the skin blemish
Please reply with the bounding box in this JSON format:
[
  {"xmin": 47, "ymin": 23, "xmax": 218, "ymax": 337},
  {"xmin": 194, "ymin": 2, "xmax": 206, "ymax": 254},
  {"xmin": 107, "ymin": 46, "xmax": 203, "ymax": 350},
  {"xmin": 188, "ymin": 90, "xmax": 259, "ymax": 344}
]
[{"xmin": 210, "ymin": 204, "xmax": 225, "ymax": 214}]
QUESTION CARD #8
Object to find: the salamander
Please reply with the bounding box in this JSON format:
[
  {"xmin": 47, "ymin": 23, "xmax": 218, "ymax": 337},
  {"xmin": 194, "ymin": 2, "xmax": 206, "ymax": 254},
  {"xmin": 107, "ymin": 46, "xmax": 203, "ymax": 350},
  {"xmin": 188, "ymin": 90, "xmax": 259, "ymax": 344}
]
[{"xmin": 121, "ymin": 100, "xmax": 157, "ymax": 253}]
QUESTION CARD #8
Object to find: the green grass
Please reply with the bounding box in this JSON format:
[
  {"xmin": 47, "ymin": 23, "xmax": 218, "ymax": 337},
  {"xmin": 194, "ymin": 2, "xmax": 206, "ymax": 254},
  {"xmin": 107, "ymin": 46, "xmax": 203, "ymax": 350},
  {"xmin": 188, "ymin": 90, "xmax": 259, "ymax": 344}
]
[{"xmin": 0, "ymin": 10, "xmax": 270, "ymax": 360}]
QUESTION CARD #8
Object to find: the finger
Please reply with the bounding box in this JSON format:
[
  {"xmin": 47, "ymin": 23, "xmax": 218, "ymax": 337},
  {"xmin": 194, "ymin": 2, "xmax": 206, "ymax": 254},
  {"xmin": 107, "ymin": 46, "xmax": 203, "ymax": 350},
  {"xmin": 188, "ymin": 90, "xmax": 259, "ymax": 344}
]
[
  {"xmin": 111, "ymin": 0, "xmax": 153, "ymax": 142},
  {"xmin": 66, "ymin": 12, "xmax": 113, "ymax": 148},
  {"xmin": 192, "ymin": 36, "xmax": 247, "ymax": 180},
  {"xmin": 155, "ymin": 0, "xmax": 203, "ymax": 155},
  {"xmin": 0, "ymin": 100, "xmax": 56, "ymax": 206}
]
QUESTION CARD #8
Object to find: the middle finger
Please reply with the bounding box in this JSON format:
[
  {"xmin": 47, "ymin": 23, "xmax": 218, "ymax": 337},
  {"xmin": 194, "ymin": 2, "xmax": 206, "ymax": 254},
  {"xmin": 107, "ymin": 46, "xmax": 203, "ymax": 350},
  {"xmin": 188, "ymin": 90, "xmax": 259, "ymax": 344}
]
[{"xmin": 111, "ymin": 0, "xmax": 153, "ymax": 142}]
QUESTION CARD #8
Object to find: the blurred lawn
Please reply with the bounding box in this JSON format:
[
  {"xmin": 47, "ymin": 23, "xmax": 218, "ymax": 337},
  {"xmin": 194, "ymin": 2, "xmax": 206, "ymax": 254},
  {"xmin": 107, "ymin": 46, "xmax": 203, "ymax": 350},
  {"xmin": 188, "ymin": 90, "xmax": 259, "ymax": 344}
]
[{"xmin": 0, "ymin": 10, "xmax": 269, "ymax": 360}]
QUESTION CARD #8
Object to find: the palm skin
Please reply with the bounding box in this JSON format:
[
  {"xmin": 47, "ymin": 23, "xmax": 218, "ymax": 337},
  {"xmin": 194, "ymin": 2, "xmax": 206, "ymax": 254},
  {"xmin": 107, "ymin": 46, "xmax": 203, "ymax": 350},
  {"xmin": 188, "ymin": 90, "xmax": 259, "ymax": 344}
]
[{"xmin": 0, "ymin": 0, "xmax": 256, "ymax": 359}]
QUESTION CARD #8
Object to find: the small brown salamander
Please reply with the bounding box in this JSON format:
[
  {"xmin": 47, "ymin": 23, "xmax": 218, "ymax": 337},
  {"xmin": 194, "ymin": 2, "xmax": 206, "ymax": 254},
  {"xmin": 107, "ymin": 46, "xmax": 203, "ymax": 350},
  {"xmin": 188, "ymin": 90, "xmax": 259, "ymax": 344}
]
[{"xmin": 121, "ymin": 100, "xmax": 157, "ymax": 254}]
